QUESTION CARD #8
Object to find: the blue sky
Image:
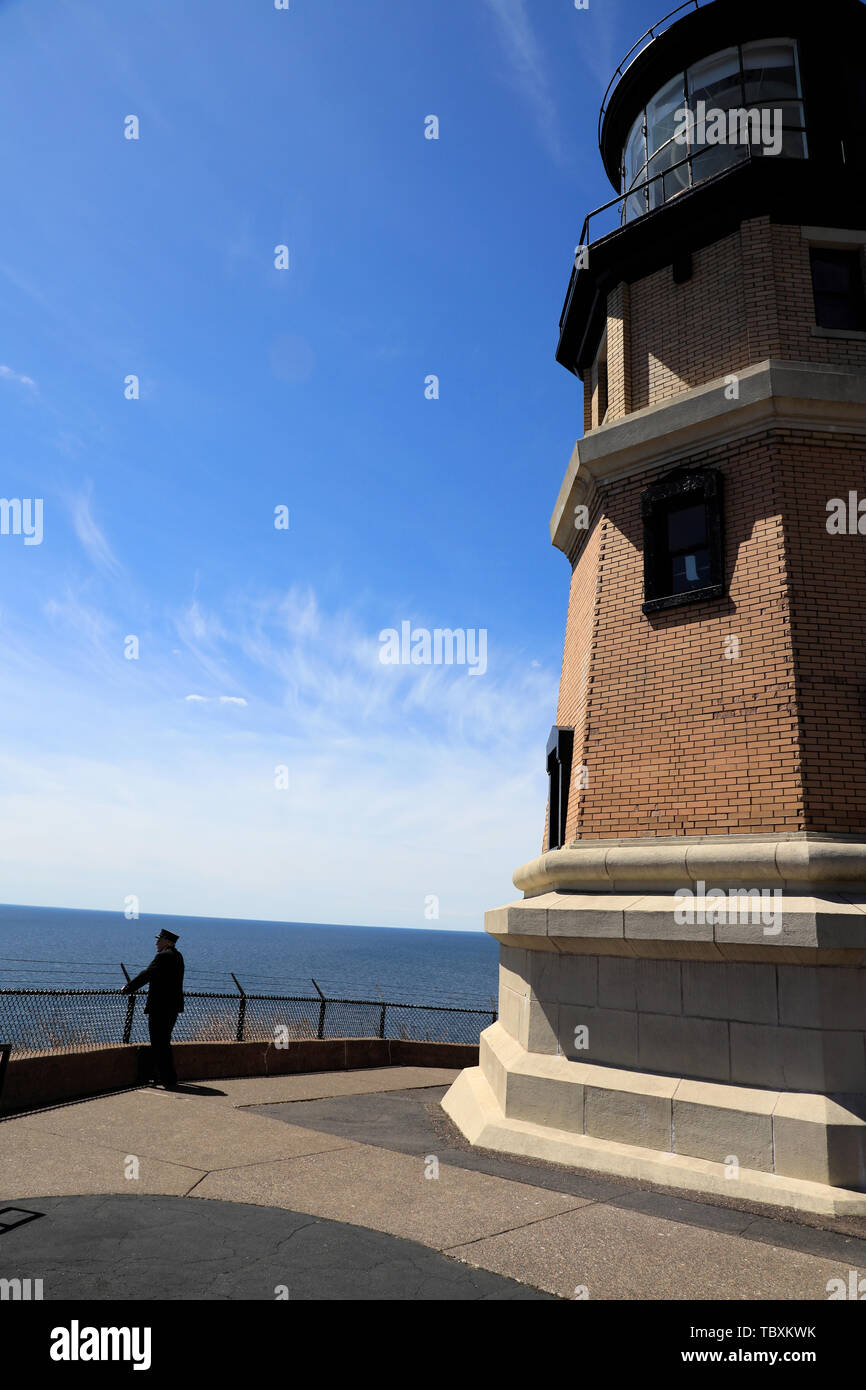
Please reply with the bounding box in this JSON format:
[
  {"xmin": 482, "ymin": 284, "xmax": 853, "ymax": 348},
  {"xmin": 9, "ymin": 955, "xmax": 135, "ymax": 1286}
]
[{"xmin": 0, "ymin": 0, "xmax": 664, "ymax": 929}]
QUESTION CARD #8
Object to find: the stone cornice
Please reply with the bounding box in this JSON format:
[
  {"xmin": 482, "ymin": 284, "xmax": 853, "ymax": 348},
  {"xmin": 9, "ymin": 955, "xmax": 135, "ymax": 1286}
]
[
  {"xmin": 551, "ymin": 359, "xmax": 866, "ymax": 559},
  {"xmin": 513, "ymin": 833, "xmax": 866, "ymax": 896}
]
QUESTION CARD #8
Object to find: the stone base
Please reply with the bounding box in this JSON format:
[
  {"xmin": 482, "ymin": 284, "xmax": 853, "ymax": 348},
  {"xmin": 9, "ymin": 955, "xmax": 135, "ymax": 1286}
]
[
  {"xmin": 441, "ymin": 1024, "xmax": 866, "ymax": 1216},
  {"xmin": 446, "ymin": 835, "xmax": 866, "ymax": 1215}
]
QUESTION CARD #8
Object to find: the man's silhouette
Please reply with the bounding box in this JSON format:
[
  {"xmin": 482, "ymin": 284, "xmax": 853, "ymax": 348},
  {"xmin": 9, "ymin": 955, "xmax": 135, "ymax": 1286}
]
[{"xmin": 121, "ymin": 929, "xmax": 185, "ymax": 1089}]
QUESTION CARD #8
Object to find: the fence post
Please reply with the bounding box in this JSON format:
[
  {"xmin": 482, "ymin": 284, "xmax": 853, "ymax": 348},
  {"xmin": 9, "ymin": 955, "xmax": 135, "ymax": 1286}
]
[
  {"xmin": 0, "ymin": 1043, "xmax": 10, "ymax": 1103},
  {"xmin": 231, "ymin": 974, "xmax": 246, "ymax": 1042},
  {"xmin": 120, "ymin": 963, "xmax": 136, "ymax": 1044},
  {"xmin": 375, "ymin": 985, "xmax": 386, "ymax": 1039},
  {"xmin": 311, "ymin": 978, "xmax": 326, "ymax": 1039}
]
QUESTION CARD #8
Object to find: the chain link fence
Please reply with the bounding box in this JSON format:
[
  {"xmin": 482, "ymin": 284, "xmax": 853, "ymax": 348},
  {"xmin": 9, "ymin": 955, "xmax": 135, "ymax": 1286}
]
[{"xmin": 0, "ymin": 982, "xmax": 496, "ymax": 1058}]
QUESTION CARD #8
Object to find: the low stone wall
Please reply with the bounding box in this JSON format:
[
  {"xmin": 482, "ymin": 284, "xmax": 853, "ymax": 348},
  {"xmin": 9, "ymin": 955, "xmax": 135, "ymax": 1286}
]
[{"xmin": 0, "ymin": 1038, "xmax": 478, "ymax": 1115}]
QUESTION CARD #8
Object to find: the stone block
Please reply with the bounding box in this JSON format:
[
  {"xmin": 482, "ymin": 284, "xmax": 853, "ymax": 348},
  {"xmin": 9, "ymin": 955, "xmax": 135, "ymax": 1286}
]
[
  {"xmin": 624, "ymin": 896, "xmax": 715, "ymax": 943},
  {"xmin": 598, "ymin": 956, "xmax": 636, "ymax": 1010},
  {"xmin": 484, "ymin": 900, "xmax": 548, "ymax": 939},
  {"xmin": 682, "ymin": 961, "xmax": 778, "ymax": 1024},
  {"xmin": 505, "ymin": 1066, "xmax": 585, "ymax": 1135},
  {"xmin": 498, "ymin": 948, "xmax": 527, "ymax": 996},
  {"xmin": 479, "ymin": 1024, "xmax": 512, "ymax": 1108},
  {"xmin": 555, "ymin": 937, "xmax": 636, "ymax": 957},
  {"xmin": 716, "ymin": 896, "xmax": 866, "ymax": 951},
  {"xmin": 525, "ymin": 998, "xmax": 559, "ymax": 1055},
  {"xmin": 633, "ymin": 939, "xmax": 723, "ymax": 961},
  {"xmin": 775, "ymin": 840, "xmax": 866, "ymax": 891},
  {"xmin": 778, "ymin": 965, "xmax": 866, "ymax": 1031},
  {"xmin": 773, "ymin": 1092, "xmax": 866, "ymax": 1188},
  {"xmin": 526, "ymin": 951, "xmax": 598, "ymax": 1006},
  {"xmin": 497, "ymin": 983, "xmax": 524, "ymax": 1043},
  {"xmin": 560, "ymin": 1003, "xmax": 638, "ymax": 1068},
  {"xmin": 584, "ymin": 1079, "xmax": 673, "ymax": 1150},
  {"xmin": 606, "ymin": 842, "xmax": 689, "ymax": 891},
  {"xmin": 731, "ymin": 1022, "xmax": 866, "ymax": 1092},
  {"xmin": 636, "ymin": 959, "xmax": 682, "ymax": 1015},
  {"xmin": 673, "ymin": 1078, "xmax": 775, "ymax": 1172},
  {"xmin": 545, "ymin": 894, "xmax": 629, "ymax": 941},
  {"xmin": 684, "ymin": 839, "xmax": 784, "ymax": 888},
  {"xmin": 638, "ymin": 1013, "xmax": 730, "ymax": 1082}
]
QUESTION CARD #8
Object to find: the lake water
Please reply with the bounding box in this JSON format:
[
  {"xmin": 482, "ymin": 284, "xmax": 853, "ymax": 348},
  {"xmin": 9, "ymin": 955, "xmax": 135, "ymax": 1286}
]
[{"xmin": 0, "ymin": 903, "xmax": 500, "ymax": 1009}]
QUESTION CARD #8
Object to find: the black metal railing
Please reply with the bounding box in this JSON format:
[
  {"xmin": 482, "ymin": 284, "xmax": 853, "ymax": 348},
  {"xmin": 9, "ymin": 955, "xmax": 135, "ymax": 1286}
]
[
  {"xmin": 562, "ymin": 143, "xmax": 769, "ymax": 334},
  {"xmin": 597, "ymin": 0, "xmax": 703, "ymax": 150},
  {"xmin": 561, "ymin": 120, "xmax": 810, "ymax": 347},
  {"xmin": 0, "ymin": 982, "xmax": 497, "ymax": 1058}
]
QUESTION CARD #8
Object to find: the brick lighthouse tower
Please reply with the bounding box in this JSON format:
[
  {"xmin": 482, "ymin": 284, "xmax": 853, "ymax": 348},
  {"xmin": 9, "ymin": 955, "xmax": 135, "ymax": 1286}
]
[{"xmin": 444, "ymin": 0, "xmax": 866, "ymax": 1214}]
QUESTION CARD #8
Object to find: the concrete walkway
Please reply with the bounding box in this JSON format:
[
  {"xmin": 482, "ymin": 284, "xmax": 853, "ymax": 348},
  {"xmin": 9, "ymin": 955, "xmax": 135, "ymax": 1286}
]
[{"xmin": 2, "ymin": 1066, "xmax": 866, "ymax": 1300}]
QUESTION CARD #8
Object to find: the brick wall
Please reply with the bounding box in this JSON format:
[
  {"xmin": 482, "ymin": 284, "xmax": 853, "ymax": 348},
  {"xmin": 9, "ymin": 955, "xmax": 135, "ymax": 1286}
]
[
  {"xmin": 598, "ymin": 218, "xmax": 866, "ymax": 422},
  {"xmin": 547, "ymin": 485, "xmax": 603, "ymax": 850},
  {"xmin": 606, "ymin": 281, "xmax": 630, "ymax": 418},
  {"xmin": 583, "ymin": 377, "xmax": 593, "ymax": 435},
  {"xmin": 780, "ymin": 434, "xmax": 866, "ymax": 833},
  {"xmin": 553, "ymin": 429, "xmax": 866, "ymax": 839},
  {"xmin": 556, "ymin": 212, "xmax": 866, "ymax": 843},
  {"xmin": 561, "ymin": 431, "xmax": 806, "ymax": 838},
  {"xmin": 628, "ymin": 230, "xmax": 750, "ymax": 413}
]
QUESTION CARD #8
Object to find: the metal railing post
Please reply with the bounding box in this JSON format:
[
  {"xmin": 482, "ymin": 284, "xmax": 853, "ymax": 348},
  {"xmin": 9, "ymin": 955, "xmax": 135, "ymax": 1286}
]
[
  {"xmin": 120, "ymin": 963, "xmax": 136, "ymax": 1044},
  {"xmin": 0, "ymin": 1043, "xmax": 10, "ymax": 1102},
  {"xmin": 311, "ymin": 978, "xmax": 326, "ymax": 1039},
  {"xmin": 231, "ymin": 974, "xmax": 246, "ymax": 1042}
]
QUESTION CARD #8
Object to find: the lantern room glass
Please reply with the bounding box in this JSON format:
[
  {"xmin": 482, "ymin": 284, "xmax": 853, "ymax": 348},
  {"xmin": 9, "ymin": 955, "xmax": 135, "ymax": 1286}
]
[{"xmin": 619, "ymin": 38, "xmax": 807, "ymax": 225}]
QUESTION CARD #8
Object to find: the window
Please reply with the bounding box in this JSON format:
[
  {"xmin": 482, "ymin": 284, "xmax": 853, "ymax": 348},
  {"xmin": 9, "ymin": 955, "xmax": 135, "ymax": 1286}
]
[
  {"xmin": 597, "ymin": 358, "xmax": 608, "ymax": 423},
  {"xmin": 642, "ymin": 469, "xmax": 724, "ymax": 613},
  {"xmin": 592, "ymin": 329, "xmax": 608, "ymax": 427},
  {"xmin": 646, "ymin": 73, "xmax": 691, "ymax": 210},
  {"xmin": 741, "ymin": 39, "xmax": 807, "ymax": 159},
  {"xmin": 810, "ymin": 248, "xmax": 866, "ymax": 331},
  {"xmin": 686, "ymin": 47, "xmax": 744, "ymax": 184},
  {"xmin": 546, "ymin": 726, "xmax": 574, "ymax": 851},
  {"xmin": 620, "ymin": 39, "xmax": 807, "ymax": 226}
]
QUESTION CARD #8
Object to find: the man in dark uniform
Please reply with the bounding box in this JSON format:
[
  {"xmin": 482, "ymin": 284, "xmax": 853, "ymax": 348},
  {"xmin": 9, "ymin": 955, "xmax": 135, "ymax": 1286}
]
[{"xmin": 121, "ymin": 929, "xmax": 185, "ymax": 1089}]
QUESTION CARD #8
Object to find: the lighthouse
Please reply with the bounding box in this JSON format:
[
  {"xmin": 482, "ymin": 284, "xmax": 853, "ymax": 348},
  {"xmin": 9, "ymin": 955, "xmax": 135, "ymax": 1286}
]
[{"xmin": 444, "ymin": 0, "xmax": 866, "ymax": 1215}]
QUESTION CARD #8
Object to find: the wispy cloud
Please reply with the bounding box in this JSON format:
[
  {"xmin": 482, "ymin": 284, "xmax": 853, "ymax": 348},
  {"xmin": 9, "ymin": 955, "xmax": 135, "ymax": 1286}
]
[
  {"xmin": 0, "ymin": 583, "xmax": 556, "ymax": 928},
  {"xmin": 175, "ymin": 599, "xmax": 232, "ymax": 685},
  {"xmin": 42, "ymin": 590, "xmax": 116, "ymax": 669},
  {"xmin": 184, "ymin": 693, "xmax": 249, "ymax": 707},
  {"xmin": 483, "ymin": 0, "xmax": 563, "ymax": 163},
  {"xmin": 0, "ymin": 363, "xmax": 36, "ymax": 391},
  {"xmin": 69, "ymin": 489, "xmax": 122, "ymax": 577},
  {"xmin": 169, "ymin": 585, "xmax": 557, "ymax": 759}
]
